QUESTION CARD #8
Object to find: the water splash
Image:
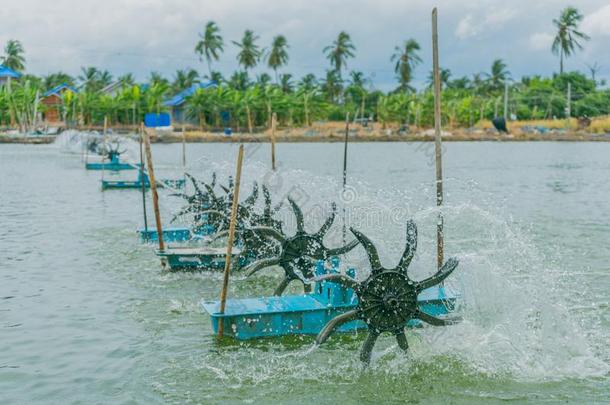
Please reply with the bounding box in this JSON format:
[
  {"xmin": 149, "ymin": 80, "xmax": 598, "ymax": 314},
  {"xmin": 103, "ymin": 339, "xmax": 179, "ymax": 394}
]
[
  {"xmin": 177, "ymin": 154, "xmax": 609, "ymax": 384},
  {"xmin": 53, "ymin": 129, "xmax": 140, "ymax": 162}
]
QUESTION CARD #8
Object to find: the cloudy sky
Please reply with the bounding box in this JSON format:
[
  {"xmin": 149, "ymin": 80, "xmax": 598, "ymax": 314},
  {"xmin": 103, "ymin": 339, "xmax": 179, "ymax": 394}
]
[{"xmin": 2, "ymin": 0, "xmax": 609, "ymax": 90}]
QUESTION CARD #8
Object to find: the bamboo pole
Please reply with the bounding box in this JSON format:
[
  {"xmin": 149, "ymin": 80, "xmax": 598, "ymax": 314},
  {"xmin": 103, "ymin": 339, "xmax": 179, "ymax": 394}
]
[
  {"xmin": 139, "ymin": 123, "xmax": 149, "ymax": 241},
  {"xmin": 270, "ymin": 113, "xmax": 277, "ymax": 171},
  {"xmin": 218, "ymin": 144, "xmax": 245, "ymax": 338},
  {"xmin": 143, "ymin": 127, "xmax": 165, "ymax": 251},
  {"xmin": 432, "ymin": 8, "xmax": 444, "ymax": 270},
  {"xmin": 342, "ymin": 112, "xmax": 350, "ymax": 243}
]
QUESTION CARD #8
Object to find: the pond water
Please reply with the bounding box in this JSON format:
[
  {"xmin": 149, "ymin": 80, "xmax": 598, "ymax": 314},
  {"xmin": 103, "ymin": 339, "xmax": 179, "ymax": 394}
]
[{"xmin": 1, "ymin": 137, "xmax": 608, "ymax": 404}]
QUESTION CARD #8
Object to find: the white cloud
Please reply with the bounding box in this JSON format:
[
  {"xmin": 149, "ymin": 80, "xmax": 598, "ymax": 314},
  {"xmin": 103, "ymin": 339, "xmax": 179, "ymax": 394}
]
[
  {"xmin": 1, "ymin": 0, "xmax": 609, "ymax": 90},
  {"xmin": 529, "ymin": 32, "xmax": 554, "ymax": 50},
  {"xmin": 582, "ymin": 4, "xmax": 610, "ymax": 36},
  {"xmin": 456, "ymin": 15, "xmax": 477, "ymax": 39},
  {"xmin": 455, "ymin": 8, "xmax": 517, "ymax": 39}
]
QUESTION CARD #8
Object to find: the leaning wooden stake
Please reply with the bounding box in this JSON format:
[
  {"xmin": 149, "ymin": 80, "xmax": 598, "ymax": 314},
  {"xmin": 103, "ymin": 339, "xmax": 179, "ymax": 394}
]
[
  {"xmin": 139, "ymin": 123, "xmax": 149, "ymax": 240},
  {"xmin": 432, "ymin": 8, "xmax": 444, "ymax": 270},
  {"xmin": 270, "ymin": 113, "xmax": 277, "ymax": 171},
  {"xmin": 218, "ymin": 144, "xmax": 245, "ymax": 338},
  {"xmin": 143, "ymin": 128, "xmax": 165, "ymax": 251}
]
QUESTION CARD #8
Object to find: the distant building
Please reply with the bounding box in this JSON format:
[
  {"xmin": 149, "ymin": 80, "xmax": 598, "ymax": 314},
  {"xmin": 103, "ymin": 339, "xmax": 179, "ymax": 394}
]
[
  {"xmin": 0, "ymin": 65, "xmax": 21, "ymax": 87},
  {"xmin": 163, "ymin": 81, "xmax": 216, "ymax": 124},
  {"xmin": 41, "ymin": 83, "xmax": 78, "ymax": 123}
]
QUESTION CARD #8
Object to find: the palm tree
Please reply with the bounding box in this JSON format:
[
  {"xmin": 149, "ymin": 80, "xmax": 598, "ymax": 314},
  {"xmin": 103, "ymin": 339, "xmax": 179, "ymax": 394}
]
[
  {"xmin": 207, "ymin": 70, "xmax": 224, "ymax": 85},
  {"xmin": 256, "ymin": 73, "xmax": 272, "ymax": 86},
  {"xmin": 348, "ymin": 71, "xmax": 368, "ymax": 119},
  {"xmin": 195, "ymin": 21, "xmax": 224, "ymax": 76},
  {"xmin": 486, "ymin": 59, "xmax": 510, "ymax": 92},
  {"xmin": 391, "ymin": 39, "xmax": 422, "ymax": 92},
  {"xmin": 298, "ymin": 74, "xmax": 318, "ymax": 91},
  {"xmin": 321, "ymin": 69, "xmax": 343, "ymax": 102},
  {"xmin": 43, "ymin": 72, "xmax": 75, "ymax": 90},
  {"xmin": 552, "ymin": 7, "xmax": 590, "ymax": 74},
  {"xmin": 267, "ymin": 35, "xmax": 289, "ymax": 83},
  {"xmin": 144, "ymin": 82, "xmax": 169, "ymax": 114},
  {"xmin": 149, "ymin": 72, "xmax": 169, "ymax": 87},
  {"xmin": 98, "ymin": 70, "xmax": 113, "ymax": 88},
  {"xmin": 471, "ymin": 73, "xmax": 485, "ymax": 95},
  {"xmin": 186, "ymin": 88, "xmax": 212, "ymax": 129},
  {"xmin": 118, "ymin": 73, "xmax": 135, "ymax": 86},
  {"xmin": 233, "ymin": 30, "xmax": 261, "ymax": 73},
  {"xmin": 1, "ymin": 40, "xmax": 26, "ymax": 72},
  {"xmin": 279, "ymin": 74, "xmax": 294, "ymax": 93},
  {"xmin": 349, "ymin": 71, "xmax": 366, "ymax": 88},
  {"xmin": 427, "ymin": 68, "xmax": 452, "ymax": 89},
  {"xmin": 172, "ymin": 69, "xmax": 199, "ymax": 92},
  {"xmin": 323, "ymin": 31, "xmax": 355, "ymax": 76},
  {"xmin": 228, "ymin": 71, "xmax": 250, "ymax": 91},
  {"xmin": 78, "ymin": 67, "xmax": 100, "ymax": 91}
]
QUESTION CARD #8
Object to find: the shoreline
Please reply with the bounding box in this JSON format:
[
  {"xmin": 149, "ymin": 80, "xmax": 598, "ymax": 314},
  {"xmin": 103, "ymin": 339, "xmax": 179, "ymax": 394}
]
[{"xmin": 2, "ymin": 128, "xmax": 610, "ymax": 144}]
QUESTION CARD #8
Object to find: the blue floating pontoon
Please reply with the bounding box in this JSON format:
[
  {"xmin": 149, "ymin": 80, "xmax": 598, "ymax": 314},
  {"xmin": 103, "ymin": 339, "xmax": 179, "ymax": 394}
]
[
  {"xmin": 138, "ymin": 224, "xmax": 216, "ymax": 243},
  {"xmin": 101, "ymin": 171, "xmax": 185, "ymax": 190},
  {"xmin": 201, "ymin": 261, "xmax": 458, "ymax": 340},
  {"xmin": 86, "ymin": 154, "xmax": 139, "ymax": 171},
  {"xmin": 156, "ymin": 245, "xmax": 253, "ymax": 271}
]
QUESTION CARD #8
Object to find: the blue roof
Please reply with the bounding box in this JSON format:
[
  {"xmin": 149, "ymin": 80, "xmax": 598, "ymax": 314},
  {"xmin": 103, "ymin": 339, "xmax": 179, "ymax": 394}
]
[
  {"xmin": 163, "ymin": 81, "xmax": 216, "ymax": 107},
  {"xmin": 43, "ymin": 83, "xmax": 78, "ymax": 97},
  {"xmin": 0, "ymin": 65, "xmax": 21, "ymax": 79}
]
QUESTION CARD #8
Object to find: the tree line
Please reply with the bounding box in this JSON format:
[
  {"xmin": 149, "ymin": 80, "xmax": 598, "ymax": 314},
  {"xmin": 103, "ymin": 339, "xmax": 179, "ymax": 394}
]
[{"xmin": 1, "ymin": 6, "xmax": 608, "ymax": 130}]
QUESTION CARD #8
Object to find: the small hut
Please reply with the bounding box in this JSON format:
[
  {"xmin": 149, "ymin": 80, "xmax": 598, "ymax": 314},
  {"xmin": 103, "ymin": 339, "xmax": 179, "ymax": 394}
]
[
  {"xmin": 163, "ymin": 80, "xmax": 216, "ymax": 124},
  {"xmin": 41, "ymin": 84, "xmax": 78, "ymax": 123}
]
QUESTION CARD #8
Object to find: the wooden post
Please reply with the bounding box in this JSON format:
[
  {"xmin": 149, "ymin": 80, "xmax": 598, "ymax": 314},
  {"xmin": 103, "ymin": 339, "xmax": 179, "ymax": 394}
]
[
  {"xmin": 503, "ymin": 81, "xmax": 509, "ymax": 119},
  {"xmin": 271, "ymin": 112, "xmax": 277, "ymax": 171},
  {"xmin": 566, "ymin": 82, "xmax": 571, "ymax": 128},
  {"xmin": 246, "ymin": 105, "xmax": 253, "ymax": 134},
  {"xmin": 32, "ymin": 90, "xmax": 39, "ymax": 132},
  {"xmin": 139, "ymin": 123, "xmax": 149, "ymax": 240},
  {"xmin": 143, "ymin": 127, "xmax": 165, "ymax": 251},
  {"xmin": 432, "ymin": 8, "xmax": 444, "ymax": 270},
  {"xmin": 103, "ymin": 115, "xmax": 108, "ymax": 135},
  {"xmin": 342, "ymin": 112, "xmax": 350, "ymax": 243},
  {"xmin": 218, "ymin": 144, "xmax": 245, "ymax": 337},
  {"xmin": 181, "ymin": 124, "xmax": 187, "ymax": 170}
]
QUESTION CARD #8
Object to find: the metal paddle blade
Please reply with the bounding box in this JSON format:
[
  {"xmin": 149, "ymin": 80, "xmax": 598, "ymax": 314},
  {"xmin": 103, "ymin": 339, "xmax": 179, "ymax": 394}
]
[
  {"xmin": 350, "ymin": 227, "xmax": 383, "ymax": 272},
  {"xmin": 315, "ymin": 309, "xmax": 359, "ymax": 345},
  {"xmin": 416, "ymin": 257, "xmax": 459, "ymax": 291},
  {"xmin": 288, "ymin": 197, "xmax": 305, "ymax": 233}
]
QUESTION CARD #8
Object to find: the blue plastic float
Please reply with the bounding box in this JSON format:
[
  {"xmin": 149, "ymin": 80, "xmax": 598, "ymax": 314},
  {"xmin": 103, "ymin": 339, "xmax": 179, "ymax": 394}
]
[
  {"xmin": 101, "ymin": 170, "xmax": 185, "ymax": 190},
  {"xmin": 86, "ymin": 153, "xmax": 139, "ymax": 171},
  {"xmin": 156, "ymin": 245, "xmax": 254, "ymax": 270},
  {"xmin": 201, "ymin": 260, "xmax": 457, "ymax": 340},
  {"xmin": 138, "ymin": 224, "xmax": 216, "ymax": 243}
]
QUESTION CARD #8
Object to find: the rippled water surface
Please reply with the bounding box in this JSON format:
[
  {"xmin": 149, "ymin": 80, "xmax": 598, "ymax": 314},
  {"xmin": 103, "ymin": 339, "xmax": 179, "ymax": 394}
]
[{"xmin": 1, "ymin": 138, "xmax": 609, "ymax": 404}]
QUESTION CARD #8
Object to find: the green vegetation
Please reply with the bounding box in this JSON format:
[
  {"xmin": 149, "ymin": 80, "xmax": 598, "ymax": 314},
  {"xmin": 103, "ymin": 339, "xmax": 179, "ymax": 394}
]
[{"xmin": 1, "ymin": 7, "xmax": 607, "ymax": 131}]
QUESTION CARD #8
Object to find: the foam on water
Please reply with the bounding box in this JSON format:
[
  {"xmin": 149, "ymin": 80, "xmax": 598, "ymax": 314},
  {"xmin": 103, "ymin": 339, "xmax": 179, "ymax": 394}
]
[
  {"xmin": 53, "ymin": 130, "xmax": 140, "ymax": 163},
  {"xmin": 181, "ymin": 152, "xmax": 609, "ymax": 385}
]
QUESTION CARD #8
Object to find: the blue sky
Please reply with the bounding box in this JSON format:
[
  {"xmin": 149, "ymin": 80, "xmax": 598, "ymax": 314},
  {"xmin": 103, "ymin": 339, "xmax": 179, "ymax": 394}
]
[{"xmin": 2, "ymin": 0, "xmax": 609, "ymax": 90}]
